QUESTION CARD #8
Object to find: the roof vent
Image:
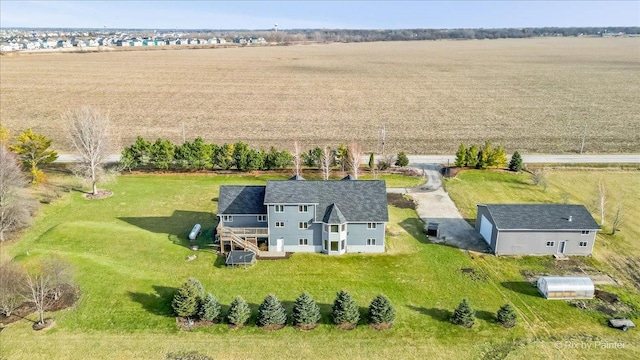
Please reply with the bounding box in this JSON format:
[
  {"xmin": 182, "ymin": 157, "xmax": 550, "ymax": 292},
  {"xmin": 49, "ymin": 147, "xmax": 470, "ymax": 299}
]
[{"xmin": 568, "ymin": 216, "xmax": 573, "ymax": 222}]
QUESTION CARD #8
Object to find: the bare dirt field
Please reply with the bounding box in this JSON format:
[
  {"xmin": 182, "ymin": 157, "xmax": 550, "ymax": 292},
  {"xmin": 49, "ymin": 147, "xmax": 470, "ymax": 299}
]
[{"xmin": 1, "ymin": 38, "xmax": 638, "ymax": 153}]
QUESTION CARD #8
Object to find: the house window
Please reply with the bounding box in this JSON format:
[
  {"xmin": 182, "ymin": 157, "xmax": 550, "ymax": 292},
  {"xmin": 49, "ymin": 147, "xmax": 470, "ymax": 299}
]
[
  {"xmin": 257, "ymin": 215, "xmax": 267, "ymax": 222},
  {"xmin": 298, "ymin": 221, "xmax": 309, "ymax": 229},
  {"xmin": 546, "ymin": 241, "xmax": 555, "ymax": 247},
  {"xmin": 341, "ymin": 224, "xmax": 346, "ymax": 232},
  {"xmin": 579, "ymin": 241, "xmax": 588, "ymax": 247},
  {"xmin": 367, "ymin": 223, "xmax": 377, "ymax": 229},
  {"xmin": 367, "ymin": 238, "xmax": 376, "ymax": 246},
  {"xmin": 274, "ymin": 205, "xmax": 284, "ymax": 213},
  {"xmin": 299, "ymin": 238, "xmax": 308, "ymax": 246},
  {"xmin": 222, "ymin": 215, "xmax": 233, "ymax": 222},
  {"xmin": 298, "ymin": 205, "xmax": 308, "ymax": 213},
  {"xmin": 275, "ymin": 221, "xmax": 285, "ymax": 228},
  {"xmin": 331, "ymin": 225, "xmax": 339, "ymax": 233},
  {"xmin": 581, "ymin": 230, "xmax": 590, "ymax": 235}
]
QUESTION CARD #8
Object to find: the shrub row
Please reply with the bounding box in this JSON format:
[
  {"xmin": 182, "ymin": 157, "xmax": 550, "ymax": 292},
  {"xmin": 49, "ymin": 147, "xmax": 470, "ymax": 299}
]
[
  {"xmin": 171, "ymin": 278, "xmax": 395, "ymax": 330},
  {"xmin": 454, "ymin": 141, "xmax": 509, "ymax": 169},
  {"xmin": 451, "ymin": 299, "xmax": 517, "ymax": 328}
]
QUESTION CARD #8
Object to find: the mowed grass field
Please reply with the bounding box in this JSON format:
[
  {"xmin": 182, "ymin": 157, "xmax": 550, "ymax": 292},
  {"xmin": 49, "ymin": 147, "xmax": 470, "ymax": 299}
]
[
  {"xmin": 1, "ymin": 37, "xmax": 639, "ymax": 154},
  {"xmin": 1, "ymin": 171, "xmax": 638, "ymax": 359}
]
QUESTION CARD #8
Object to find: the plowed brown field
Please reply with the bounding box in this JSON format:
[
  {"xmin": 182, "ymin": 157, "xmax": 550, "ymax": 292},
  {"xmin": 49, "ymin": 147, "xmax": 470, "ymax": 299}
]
[{"xmin": 1, "ymin": 37, "xmax": 638, "ymax": 153}]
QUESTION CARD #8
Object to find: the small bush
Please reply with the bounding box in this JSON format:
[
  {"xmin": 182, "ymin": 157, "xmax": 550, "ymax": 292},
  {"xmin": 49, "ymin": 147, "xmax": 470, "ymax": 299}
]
[
  {"xmin": 332, "ymin": 290, "xmax": 360, "ymax": 329},
  {"xmin": 508, "ymin": 151, "xmax": 523, "ymax": 172},
  {"xmin": 257, "ymin": 294, "xmax": 287, "ymax": 329},
  {"xmin": 227, "ymin": 296, "xmax": 251, "ymax": 327},
  {"xmin": 395, "ymin": 152, "xmax": 409, "ymax": 167},
  {"xmin": 496, "ymin": 303, "xmax": 517, "ymax": 328},
  {"xmin": 198, "ymin": 293, "xmax": 221, "ymax": 322},
  {"xmin": 368, "ymin": 294, "xmax": 396, "ymax": 328},
  {"xmin": 451, "ymin": 299, "xmax": 475, "ymax": 328},
  {"xmin": 292, "ymin": 292, "xmax": 321, "ymax": 329}
]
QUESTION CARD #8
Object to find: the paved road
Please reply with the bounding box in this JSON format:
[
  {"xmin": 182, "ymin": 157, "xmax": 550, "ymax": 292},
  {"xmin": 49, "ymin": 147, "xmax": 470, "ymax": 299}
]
[{"xmin": 55, "ymin": 153, "xmax": 640, "ymax": 165}]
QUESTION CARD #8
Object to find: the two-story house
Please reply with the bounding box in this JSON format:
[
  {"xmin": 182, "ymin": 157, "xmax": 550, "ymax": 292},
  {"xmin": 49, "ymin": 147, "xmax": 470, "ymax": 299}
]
[{"xmin": 217, "ymin": 179, "xmax": 388, "ymax": 255}]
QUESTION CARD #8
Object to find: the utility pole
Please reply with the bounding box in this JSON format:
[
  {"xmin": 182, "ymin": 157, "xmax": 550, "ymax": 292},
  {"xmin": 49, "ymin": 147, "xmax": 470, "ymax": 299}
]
[
  {"xmin": 580, "ymin": 123, "xmax": 587, "ymax": 154},
  {"xmin": 182, "ymin": 122, "xmax": 186, "ymax": 144},
  {"xmin": 381, "ymin": 123, "xmax": 386, "ymax": 157}
]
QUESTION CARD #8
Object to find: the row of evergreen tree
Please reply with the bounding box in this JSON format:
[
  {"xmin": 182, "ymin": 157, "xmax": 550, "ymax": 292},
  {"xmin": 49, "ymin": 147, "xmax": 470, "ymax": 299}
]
[
  {"xmin": 453, "ymin": 141, "xmax": 525, "ymax": 172},
  {"xmin": 451, "ymin": 299, "xmax": 517, "ymax": 329},
  {"xmin": 171, "ymin": 278, "xmax": 396, "ymax": 330}
]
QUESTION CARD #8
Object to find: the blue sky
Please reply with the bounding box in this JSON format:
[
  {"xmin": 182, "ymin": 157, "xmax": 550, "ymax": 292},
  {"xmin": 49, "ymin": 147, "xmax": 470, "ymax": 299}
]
[{"xmin": 1, "ymin": 1, "xmax": 638, "ymax": 29}]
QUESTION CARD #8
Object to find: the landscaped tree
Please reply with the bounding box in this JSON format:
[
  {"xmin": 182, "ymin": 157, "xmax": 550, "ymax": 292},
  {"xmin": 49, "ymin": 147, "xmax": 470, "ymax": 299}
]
[
  {"xmin": 395, "ymin": 151, "xmax": 409, "ymax": 167},
  {"xmin": 232, "ymin": 141, "xmax": 251, "ymax": 172},
  {"xmin": 0, "ymin": 259, "xmax": 27, "ymax": 317},
  {"xmin": 292, "ymin": 140, "xmax": 302, "ymax": 176},
  {"xmin": 10, "ymin": 128, "xmax": 58, "ymax": 184},
  {"xmin": 611, "ymin": 204, "xmax": 625, "ymax": 235},
  {"xmin": 171, "ymin": 279, "xmax": 201, "ymax": 323},
  {"xmin": 454, "ymin": 142, "xmax": 468, "ymax": 167},
  {"xmin": 175, "ymin": 137, "xmax": 212, "ymax": 171},
  {"xmin": 245, "ymin": 149, "xmax": 265, "ymax": 171},
  {"xmin": 531, "ymin": 169, "xmax": 547, "ymax": 190},
  {"xmin": 302, "ymin": 147, "xmax": 323, "ymax": 168},
  {"xmin": 451, "ymin": 298, "xmax": 475, "ymax": 328},
  {"xmin": 493, "ymin": 146, "xmax": 508, "ymax": 168},
  {"xmin": 332, "ymin": 290, "xmax": 360, "ymax": 329},
  {"xmin": 368, "ymin": 153, "xmax": 375, "ymax": 173},
  {"xmin": 212, "ymin": 143, "xmax": 234, "ymax": 170},
  {"xmin": 0, "ymin": 145, "xmax": 33, "ymax": 242},
  {"xmin": 348, "ymin": 142, "xmax": 363, "ymax": 179},
  {"xmin": 23, "ymin": 265, "xmax": 56, "ymax": 325},
  {"xmin": 198, "ymin": 293, "xmax": 221, "ymax": 322},
  {"xmin": 496, "ymin": 303, "xmax": 517, "ymax": 328},
  {"xmin": 320, "ymin": 146, "xmax": 333, "ymax": 180},
  {"xmin": 227, "ymin": 296, "xmax": 251, "ymax": 328},
  {"xmin": 65, "ymin": 106, "xmax": 113, "ymax": 196},
  {"xmin": 336, "ymin": 143, "xmax": 349, "ymax": 172},
  {"xmin": 150, "ymin": 138, "xmax": 175, "ymax": 170},
  {"xmin": 597, "ymin": 180, "xmax": 607, "ymax": 225},
  {"xmin": 120, "ymin": 136, "xmax": 152, "ymax": 171},
  {"xmin": 478, "ymin": 140, "xmax": 494, "ymax": 169},
  {"xmin": 508, "ymin": 151, "xmax": 523, "ymax": 172},
  {"xmin": 257, "ymin": 294, "xmax": 287, "ymax": 329},
  {"xmin": 43, "ymin": 257, "xmax": 73, "ymax": 301},
  {"xmin": 264, "ymin": 147, "xmax": 292, "ymax": 170},
  {"xmin": 368, "ymin": 294, "xmax": 396, "ymax": 328},
  {"xmin": 292, "ymin": 292, "xmax": 321, "ymax": 329},
  {"xmin": 466, "ymin": 144, "xmax": 480, "ymax": 168}
]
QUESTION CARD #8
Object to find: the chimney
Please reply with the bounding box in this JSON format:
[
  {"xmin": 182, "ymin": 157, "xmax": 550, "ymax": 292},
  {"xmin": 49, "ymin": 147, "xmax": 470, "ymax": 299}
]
[{"xmin": 568, "ymin": 216, "xmax": 573, "ymax": 222}]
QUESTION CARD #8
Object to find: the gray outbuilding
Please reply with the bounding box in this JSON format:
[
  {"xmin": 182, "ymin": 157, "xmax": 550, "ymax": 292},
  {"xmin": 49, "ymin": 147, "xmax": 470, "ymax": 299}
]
[{"xmin": 476, "ymin": 204, "xmax": 600, "ymax": 256}]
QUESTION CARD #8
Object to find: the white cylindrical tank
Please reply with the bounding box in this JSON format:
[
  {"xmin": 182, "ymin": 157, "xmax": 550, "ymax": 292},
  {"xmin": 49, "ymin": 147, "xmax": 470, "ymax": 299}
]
[{"xmin": 189, "ymin": 224, "xmax": 202, "ymax": 240}]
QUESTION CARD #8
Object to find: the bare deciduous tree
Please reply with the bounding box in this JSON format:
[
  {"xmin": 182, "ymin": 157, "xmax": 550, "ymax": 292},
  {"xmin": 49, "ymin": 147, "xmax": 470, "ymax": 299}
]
[
  {"xmin": 292, "ymin": 140, "xmax": 301, "ymax": 177},
  {"xmin": 348, "ymin": 142, "xmax": 363, "ymax": 180},
  {"xmin": 611, "ymin": 204, "xmax": 625, "ymax": 235},
  {"xmin": 43, "ymin": 257, "xmax": 73, "ymax": 301},
  {"xmin": 320, "ymin": 146, "xmax": 333, "ymax": 180},
  {"xmin": 65, "ymin": 106, "xmax": 113, "ymax": 195},
  {"xmin": 0, "ymin": 259, "xmax": 27, "ymax": 316},
  {"xmin": 24, "ymin": 267, "xmax": 55, "ymax": 325},
  {"xmin": 0, "ymin": 145, "xmax": 33, "ymax": 242},
  {"xmin": 531, "ymin": 169, "xmax": 547, "ymax": 191},
  {"xmin": 598, "ymin": 180, "xmax": 607, "ymax": 225}
]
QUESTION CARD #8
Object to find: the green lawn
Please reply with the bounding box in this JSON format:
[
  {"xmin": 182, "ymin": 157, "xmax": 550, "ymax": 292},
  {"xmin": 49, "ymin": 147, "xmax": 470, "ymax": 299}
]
[{"xmin": 1, "ymin": 172, "xmax": 638, "ymax": 359}]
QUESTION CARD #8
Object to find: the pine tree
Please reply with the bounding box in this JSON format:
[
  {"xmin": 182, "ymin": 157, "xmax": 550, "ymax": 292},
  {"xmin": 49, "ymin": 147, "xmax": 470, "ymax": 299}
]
[
  {"xmin": 496, "ymin": 303, "xmax": 517, "ymax": 328},
  {"xmin": 508, "ymin": 151, "xmax": 523, "ymax": 172},
  {"xmin": 171, "ymin": 280, "xmax": 200, "ymax": 320},
  {"xmin": 451, "ymin": 299, "xmax": 475, "ymax": 328},
  {"xmin": 257, "ymin": 294, "xmax": 287, "ymax": 328},
  {"xmin": 368, "ymin": 294, "xmax": 396, "ymax": 327},
  {"xmin": 198, "ymin": 293, "xmax": 221, "ymax": 322},
  {"xmin": 466, "ymin": 145, "xmax": 480, "ymax": 168},
  {"xmin": 332, "ymin": 290, "xmax": 360, "ymax": 328},
  {"xmin": 187, "ymin": 278, "xmax": 205, "ymax": 300},
  {"xmin": 292, "ymin": 292, "xmax": 321, "ymax": 328},
  {"xmin": 368, "ymin": 153, "xmax": 375, "ymax": 171},
  {"xmin": 454, "ymin": 143, "xmax": 468, "ymax": 167},
  {"xmin": 227, "ymin": 296, "xmax": 251, "ymax": 327},
  {"xmin": 395, "ymin": 152, "xmax": 409, "ymax": 167}
]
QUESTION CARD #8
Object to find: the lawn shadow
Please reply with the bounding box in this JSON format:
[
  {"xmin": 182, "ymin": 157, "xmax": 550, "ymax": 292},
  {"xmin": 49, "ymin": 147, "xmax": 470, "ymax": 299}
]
[
  {"xmin": 128, "ymin": 285, "xmax": 176, "ymax": 317},
  {"xmin": 119, "ymin": 210, "xmax": 216, "ymax": 250},
  {"xmin": 213, "ymin": 254, "xmax": 227, "ymax": 268},
  {"xmin": 407, "ymin": 305, "xmax": 451, "ymax": 323},
  {"xmin": 475, "ymin": 310, "xmax": 496, "ymax": 323},
  {"xmin": 398, "ymin": 218, "xmax": 430, "ymax": 245},
  {"xmin": 502, "ymin": 281, "xmax": 542, "ymax": 298}
]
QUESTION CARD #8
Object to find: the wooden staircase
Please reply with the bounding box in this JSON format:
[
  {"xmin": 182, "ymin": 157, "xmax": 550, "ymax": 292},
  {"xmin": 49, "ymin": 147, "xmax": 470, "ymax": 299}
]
[{"xmin": 219, "ymin": 227, "xmax": 261, "ymax": 255}]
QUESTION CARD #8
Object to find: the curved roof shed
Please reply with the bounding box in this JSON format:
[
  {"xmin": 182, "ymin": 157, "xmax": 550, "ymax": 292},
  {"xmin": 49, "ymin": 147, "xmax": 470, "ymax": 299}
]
[{"xmin": 536, "ymin": 276, "xmax": 595, "ymax": 299}]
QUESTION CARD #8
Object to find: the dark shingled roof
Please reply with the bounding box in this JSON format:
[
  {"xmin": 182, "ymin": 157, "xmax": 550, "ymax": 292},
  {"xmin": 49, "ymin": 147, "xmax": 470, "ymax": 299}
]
[
  {"xmin": 264, "ymin": 180, "xmax": 388, "ymax": 222},
  {"xmin": 289, "ymin": 174, "xmax": 305, "ymax": 181},
  {"xmin": 479, "ymin": 204, "xmax": 600, "ymax": 230},
  {"xmin": 323, "ymin": 203, "xmax": 347, "ymax": 223},
  {"xmin": 218, "ymin": 186, "xmax": 266, "ymax": 215}
]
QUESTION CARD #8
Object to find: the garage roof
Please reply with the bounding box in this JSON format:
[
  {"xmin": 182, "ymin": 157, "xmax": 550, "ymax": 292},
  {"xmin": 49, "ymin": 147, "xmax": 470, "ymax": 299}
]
[{"xmin": 478, "ymin": 204, "xmax": 600, "ymax": 231}]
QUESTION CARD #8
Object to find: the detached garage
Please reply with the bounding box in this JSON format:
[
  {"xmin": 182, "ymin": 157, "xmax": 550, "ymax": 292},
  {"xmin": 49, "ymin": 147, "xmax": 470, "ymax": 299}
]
[
  {"xmin": 475, "ymin": 204, "xmax": 600, "ymax": 256},
  {"xmin": 537, "ymin": 276, "xmax": 595, "ymax": 299}
]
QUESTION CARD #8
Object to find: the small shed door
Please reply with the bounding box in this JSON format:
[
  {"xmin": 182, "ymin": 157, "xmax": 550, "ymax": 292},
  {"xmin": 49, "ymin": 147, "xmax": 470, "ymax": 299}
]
[
  {"xmin": 559, "ymin": 241, "xmax": 567, "ymax": 254},
  {"xmin": 276, "ymin": 238, "xmax": 284, "ymax": 252},
  {"xmin": 479, "ymin": 215, "xmax": 493, "ymax": 245}
]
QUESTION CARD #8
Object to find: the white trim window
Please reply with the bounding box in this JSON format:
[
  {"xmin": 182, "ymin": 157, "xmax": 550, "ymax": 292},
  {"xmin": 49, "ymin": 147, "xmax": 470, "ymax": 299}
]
[
  {"xmin": 367, "ymin": 222, "xmax": 377, "ymax": 229},
  {"xmin": 579, "ymin": 241, "xmax": 588, "ymax": 247},
  {"xmin": 274, "ymin": 205, "xmax": 284, "ymax": 213},
  {"xmin": 299, "ymin": 238, "xmax": 309, "ymax": 246},
  {"xmin": 298, "ymin": 221, "xmax": 309, "ymax": 229},
  {"xmin": 257, "ymin": 215, "xmax": 267, "ymax": 222},
  {"xmin": 222, "ymin": 215, "xmax": 233, "ymax": 222},
  {"xmin": 298, "ymin": 205, "xmax": 308, "ymax": 213},
  {"xmin": 546, "ymin": 241, "xmax": 555, "ymax": 247},
  {"xmin": 366, "ymin": 238, "xmax": 376, "ymax": 246},
  {"xmin": 275, "ymin": 221, "xmax": 285, "ymax": 228},
  {"xmin": 581, "ymin": 230, "xmax": 590, "ymax": 235}
]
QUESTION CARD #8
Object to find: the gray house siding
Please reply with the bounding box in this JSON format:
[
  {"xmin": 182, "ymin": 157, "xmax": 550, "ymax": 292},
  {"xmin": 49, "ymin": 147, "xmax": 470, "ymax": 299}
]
[
  {"xmin": 267, "ymin": 204, "xmax": 318, "ymax": 251},
  {"xmin": 495, "ymin": 230, "xmax": 596, "ymax": 255},
  {"xmin": 220, "ymin": 214, "xmax": 266, "ymax": 228},
  {"xmin": 345, "ymin": 222, "xmax": 385, "ymax": 253}
]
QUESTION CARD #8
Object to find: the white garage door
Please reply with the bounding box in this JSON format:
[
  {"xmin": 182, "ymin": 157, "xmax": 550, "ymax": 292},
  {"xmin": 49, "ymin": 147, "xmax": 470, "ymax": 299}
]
[{"xmin": 479, "ymin": 215, "xmax": 493, "ymax": 245}]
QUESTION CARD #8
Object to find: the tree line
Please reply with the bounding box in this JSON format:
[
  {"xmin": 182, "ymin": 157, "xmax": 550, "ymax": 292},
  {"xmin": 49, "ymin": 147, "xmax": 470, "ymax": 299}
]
[
  {"xmin": 172, "ymin": 277, "xmax": 395, "ymax": 330},
  {"xmin": 454, "ymin": 141, "xmax": 509, "ymax": 169}
]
